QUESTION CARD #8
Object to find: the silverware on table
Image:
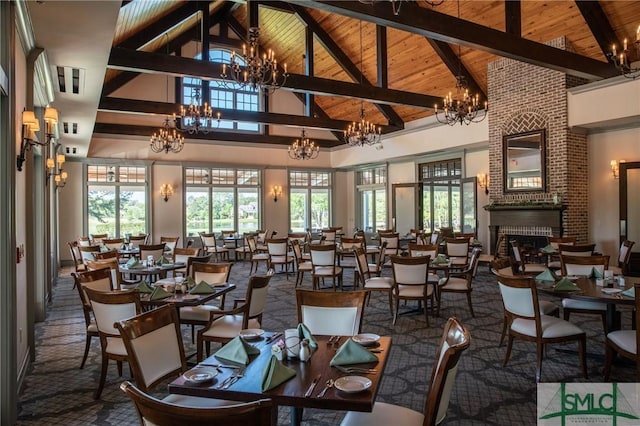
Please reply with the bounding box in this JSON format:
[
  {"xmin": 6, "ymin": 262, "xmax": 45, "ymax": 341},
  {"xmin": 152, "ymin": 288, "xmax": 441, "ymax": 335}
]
[
  {"xmin": 304, "ymin": 374, "xmax": 322, "ymax": 398},
  {"xmin": 317, "ymin": 379, "xmax": 334, "ymax": 398},
  {"xmin": 334, "ymin": 365, "xmax": 377, "ymax": 374},
  {"xmin": 266, "ymin": 332, "xmax": 283, "ymax": 344}
]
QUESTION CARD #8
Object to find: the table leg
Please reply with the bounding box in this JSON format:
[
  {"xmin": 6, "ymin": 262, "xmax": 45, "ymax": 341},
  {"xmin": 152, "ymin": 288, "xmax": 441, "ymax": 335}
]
[
  {"xmin": 290, "ymin": 406, "xmax": 303, "ymax": 426},
  {"xmin": 605, "ymin": 304, "xmax": 622, "ymax": 332}
]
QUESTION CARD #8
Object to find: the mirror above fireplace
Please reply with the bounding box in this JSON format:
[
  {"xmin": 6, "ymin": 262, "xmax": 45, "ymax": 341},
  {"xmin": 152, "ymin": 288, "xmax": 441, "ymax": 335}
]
[{"xmin": 503, "ymin": 129, "xmax": 546, "ymax": 192}]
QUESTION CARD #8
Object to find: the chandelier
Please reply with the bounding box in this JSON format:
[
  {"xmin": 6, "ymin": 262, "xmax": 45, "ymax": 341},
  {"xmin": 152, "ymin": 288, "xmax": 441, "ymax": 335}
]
[
  {"xmin": 288, "ymin": 128, "xmax": 319, "ymax": 160},
  {"xmin": 434, "ymin": 75, "xmax": 487, "ymax": 126},
  {"xmin": 609, "ymin": 26, "xmax": 640, "ymax": 79},
  {"xmin": 359, "ymin": 0, "xmax": 443, "ymax": 16},
  {"xmin": 150, "ymin": 117, "xmax": 185, "ymax": 154},
  {"xmin": 220, "ymin": 27, "xmax": 288, "ymax": 92},
  {"xmin": 178, "ymin": 87, "xmax": 221, "ymax": 134}
]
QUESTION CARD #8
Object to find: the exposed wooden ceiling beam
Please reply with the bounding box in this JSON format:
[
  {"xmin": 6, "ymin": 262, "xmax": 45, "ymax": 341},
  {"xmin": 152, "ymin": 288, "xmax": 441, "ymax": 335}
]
[
  {"xmin": 505, "ymin": 1, "xmax": 521, "ymax": 37},
  {"xmin": 575, "ymin": 1, "xmax": 619, "ymax": 60},
  {"xmin": 98, "ymin": 97, "xmax": 402, "ymax": 133},
  {"xmin": 93, "ymin": 122, "xmax": 341, "ymax": 148},
  {"xmin": 107, "ymin": 47, "xmax": 439, "ymax": 109},
  {"xmin": 288, "ymin": 0, "xmax": 617, "ymax": 80}
]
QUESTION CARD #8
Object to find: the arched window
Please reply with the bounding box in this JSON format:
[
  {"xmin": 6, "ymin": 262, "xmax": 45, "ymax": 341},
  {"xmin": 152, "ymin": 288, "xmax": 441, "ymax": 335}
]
[{"xmin": 182, "ymin": 49, "xmax": 260, "ymax": 132}]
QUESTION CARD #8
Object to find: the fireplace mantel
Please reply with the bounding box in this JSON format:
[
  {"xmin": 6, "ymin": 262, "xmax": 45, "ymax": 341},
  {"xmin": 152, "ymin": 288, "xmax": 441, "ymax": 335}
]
[{"xmin": 485, "ymin": 204, "xmax": 566, "ymax": 254}]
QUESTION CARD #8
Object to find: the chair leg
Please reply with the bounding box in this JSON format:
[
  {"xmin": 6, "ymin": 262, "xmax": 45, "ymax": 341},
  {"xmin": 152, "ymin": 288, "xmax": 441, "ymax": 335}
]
[
  {"xmin": 578, "ymin": 335, "xmax": 588, "ymax": 379},
  {"xmin": 387, "ymin": 291, "xmax": 393, "ymax": 316},
  {"xmin": 467, "ymin": 292, "xmax": 475, "ymax": 317},
  {"xmin": 80, "ymin": 335, "xmax": 92, "ymax": 369},
  {"xmin": 499, "ymin": 315, "xmax": 508, "ymax": 347},
  {"xmin": 95, "ymin": 355, "xmax": 109, "ymax": 399},
  {"xmin": 117, "ymin": 360, "xmax": 123, "ymax": 376},
  {"xmin": 191, "ymin": 325, "xmax": 195, "ymax": 344},
  {"xmin": 196, "ymin": 336, "xmax": 203, "ymax": 362},
  {"xmin": 503, "ymin": 336, "xmax": 514, "ymax": 366},
  {"xmin": 601, "ymin": 312, "xmax": 608, "ymax": 333},
  {"xmin": 423, "ymin": 296, "xmax": 430, "ymax": 327},
  {"xmin": 604, "ymin": 344, "xmax": 614, "ymax": 381},
  {"xmin": 535, "ymin": 343, "xmax": 544, "ymax": 383}
]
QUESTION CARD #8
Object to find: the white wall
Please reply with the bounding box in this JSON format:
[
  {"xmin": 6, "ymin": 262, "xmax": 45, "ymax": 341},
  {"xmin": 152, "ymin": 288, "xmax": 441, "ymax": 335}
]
[{"xmin": 151, "ymin": 164, "xmax": 183, "ymax": 244}]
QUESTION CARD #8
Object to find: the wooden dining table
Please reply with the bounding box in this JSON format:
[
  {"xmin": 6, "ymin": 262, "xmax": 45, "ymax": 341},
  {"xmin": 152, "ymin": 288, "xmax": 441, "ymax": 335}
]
[
  {"xmin": 169, "ymin": 333, "xmax": 392, "ymax": 426},
  {"xmin": 118, "ymin": 262, "xmax": 185, "ymax": 283},
  {"xmin": 139, "ymin": 283, "xmax": 236, "ymax": 309},
  {"xmin": 537, "ymin": 276, "xmax": 634, "ymax": 331}
]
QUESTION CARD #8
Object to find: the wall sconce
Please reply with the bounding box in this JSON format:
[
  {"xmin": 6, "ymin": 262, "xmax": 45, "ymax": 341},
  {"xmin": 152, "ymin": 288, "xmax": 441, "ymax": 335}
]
[
  {"xmin": 17, "ymin": 106, "xmax": 58, "ymax": 172},
  {"xmin": 160, "ymin": 183, "xmax": 174, "ymax": 202},
  {"xmin": 47, "ymin": 153, "xmax": 68, "ymax": 188},
  {"xmin": 477, "ymin": 173, "xmax": 489, "ymax": 195},
  {"xmin": 270, "ymin": 185, "xmax": 282, "ymax": 202},
  {"xmin": 610, "ymin": 160, "xmax": 620, "ymax": 179}
]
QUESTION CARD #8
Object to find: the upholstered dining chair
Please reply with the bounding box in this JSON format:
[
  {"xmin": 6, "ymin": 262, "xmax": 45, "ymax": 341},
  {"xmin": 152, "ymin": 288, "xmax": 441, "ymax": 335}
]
[
  {"xmin": 78, "ymin": 236, "xmax": 93, "ymax": 247},
  {"xmin": 266, "ymin": 238, "xmax": 294, "ymax": 278},
  {"xmin": 197, "ymin": 271, "xmax": 273, "ymax": 361},
  {"xmin": 128, "ymin": 234, "xmax": 148, "ymax": 248},
  {"xmin": 93, "ymin": 249, "xmax": 119, "ymax": 261},
  {"xmin": 68, "ymin": 241, "xmax": 87, "ymax": 278},
  {"xmin": 497, "ymin": 275, "xmax": 587, "ymax": 382},
  {"xmin": 185, "ymin": 253, "xmax": 213, "ymax": 277},
  {"xmin": 444, "ymin": 238, "xmax": 470, "ymax": 266},
  {"xmin": 546, "ymin": 236, "xmax": 576, "ymax": 269},
  {"xmin": 320, "ymin": 229, "xmax": 337, "ymax": 245},
  {"xmin": 510, "ymin": 241, "xmax": 547, "ymax": 274},
  {"xmin": 609, "ymin": 240, "xmax": 635, "ymax": 275},
  {"xmin": 246, "ymin": 235, "xmax": 270, "ymax": 274},
  {"xmin": 291, "ymin": 239, "xmax": 313, "ymax": 288},
  {"xmin": 72, "ymin": 268, "xmax": 114, "ymax": 369},
  {"xmin": 233, "ymin": 233, "xmax": 252, "ymax": 261},
  {"xmin": 367, "ymin": 241, "xmax": 387, "ymax": 277},
  {"xmin": 86, "ymin": 258, "xmax": 124, "ymax": 290},
  {"xmin": 309, "ymin": 243, "xmax": 343, "ymax": 291},
  {"xmin": 603, "ymin": 283, "xmax": 640, "ymax": 381},
  {"xmin": 354, "ymin": 247, "xmax": 394, "ymax": 316},
  {"xmin": 408, "ymin": 243, "xmax": 441, "ymax": 286},
  {"xmin": 116, "ymin": 305, "xmax": 237, "ymax": 409},
  {"xmin": 78, "ymin": 244, "xmax": 101, "ymax": 265},
  {"xmin": 339, "ymin": 237, "xmax": 365, "ymax": 267},
  {"xmin": 102, "ymin": 238, "xmax": 124, "ymax": 252},
  {"xmin": 200, "ymin": 233, "xmax": 229, "ymax": 262},
  {"xmin": 547, "ymin": 243, "xmax": 595, "ymax": 269},
  {"xmin": 379, "ymin": 233, "xmax": 400, "ymax": 265},
  {"xmin": 340, "ymin": 316, "xmax": 470, "ymax": 426},
  {"xmin": 438, "ymin": 247, "xmax": 482, "ymax": 318},
  {"xmin": 560, "ymin": 254, "xmax": 610, "ymax": 331},
  {"xmin": 160, "ymin": 236, "xmax": 180, "ymax": 260},
  {"xmin": 139, "ymin": 243, "xmax": 166, "ymax": 262},
  {"xmin": 295, "ymin": 288, "xmax": 367, "ymax": 336},
  {"xmin": 121, "ymin": 381, "xmax": 274, "ymax": 426},
  {"xmin": 429, "ymin": 231, "xmax": 441, "ymax": 246},
  {"xmin": 390, "ymin": 255, "xmax": 433, "ymax": 326},
  {"xmin": 173, "ymin": 247, "xmax": 201, "ymax": 276},
  {"xmin": 91, "ymin": 233, "xmax": 109, "ymax": 246},
  {"xmin": 84, "ymin": 287, "xmax": 141, "ymax": 399}
]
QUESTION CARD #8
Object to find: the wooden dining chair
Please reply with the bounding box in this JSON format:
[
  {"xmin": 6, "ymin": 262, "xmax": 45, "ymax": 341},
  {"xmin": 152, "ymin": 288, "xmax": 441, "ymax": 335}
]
[
  {"xmin": 291, "ymin": 239, "xmax": 313, "ymax": 288},
  {"xmin": 68, "ymin": 241, "xmax": 87, "ymax": 277},
  {"xmin": 340, "ymin": 317, "xmax": 470, "ymax": 426},
  {"xmin": 78, "ymin": 236, "xmax": 93, "ymax": 247},
  {"xmin": 128, "ymin": 234, "xmax": 148, "ymax": 248},
  {"xmin": 546, "ymin": 236, "xmax": 576, "ymax": 269},
  {"xmin": 200, "ymin": 233, "xmax": 229, "ymax": 262},
  {"xmin": 497, "ymin": 275, "xmax": 587, "ymax": 382},
  {"xmin": 320, "ymin": 229, "xmax": 337, "ymax": 245},
  {"xmin": 309, "ymin": 243, "xmax": 343, "ymax": 291},
  {"xmin": 604, "ymin": 283, "xmax": 640, "ymax": 381},
  {"xmin": 197, "ymin": 271, "xmax": 273, "ymax": 360},
  {"xmin": 72, "ymin": 268, "xmax": 114, "ymax": 369},
  {"xmin": 78, "ymin": 244, "xmax": 101, "ymax": 265},
  {"xmin": 510, "ymin": 241, "xmax": 546, "ymax": 274},
  {"xmin": 266, "ymin": 238, "xmax": 294, "ymax": 279},
  {"xmin": 85, "ymin": 258, "xmax": 124, "ymax": 290},
  {"xmin": 121, "ymin": 381, "xmax": 275, "ymax": 426},
  {"xmin": 560, "ymin": 254, "xmax": 610, "ymax": 331},
  {"xmin": 408, "ymin": 243, "xmax": 441, "ymax": 286},
  {"xmin": 160, "ymin": 236, "xmax": 180, "ymax": 260},
  {"xmin": 390, "ymin": 255, "xmax": 433, "ymax": 326},
  {"xmin": 444, "ymin": 237, "xmax": 470, "ymax": 265},
  {"xmin": 438, "ymin": 247, "xmax": 482, "ymax": 318},
  {"xmin": 367, "ymin": 241, "xmax": 387, "ymax": 277},
  {"xmin": 139, "ymin": 243, "xmax": 166, "ymax": 262},
  {"xmin": 233, "ymin": 233, "xmax": 252, "ymax": 261},
  {"xmin": 379, "ymin": 233, "xmax": 400, "ymax": 265},
  {"xmin": 91, "ymin": 233, "xmax": 109, "ymax": 246},
  {"xmin": 173, "ymin": 247, "xmax": 201, "ymax": 276},
  {"xmin": 246, "ymin": 236, "xmax": 271, "ymax": 274},
  {"xmin": 354, "ymin": 247, "xmax": 394, "ymax": 316},
  {"xmin": 548, "ymin": 243, "xmax": 595, "ymax": 269},
  {"xmin": 295, "ymin": 288, "xmax": 367, "ymax": 336},
  {"xmin": 84, "ymin": 287, "xmax": 141, "ymax": 399},
  {"xmin": 609, "ymin": 240, "xmax": 635, "ymax": 275},
  {"xmin": 102, "ymin": 238, "xmax": 124, "ymax": 251}
]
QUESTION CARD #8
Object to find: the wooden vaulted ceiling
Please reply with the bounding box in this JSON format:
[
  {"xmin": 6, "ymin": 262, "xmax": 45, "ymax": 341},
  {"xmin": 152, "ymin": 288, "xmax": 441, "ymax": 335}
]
[{"xmin": 96, "ymin": 0, "xmax": 640, "ymax": 149}]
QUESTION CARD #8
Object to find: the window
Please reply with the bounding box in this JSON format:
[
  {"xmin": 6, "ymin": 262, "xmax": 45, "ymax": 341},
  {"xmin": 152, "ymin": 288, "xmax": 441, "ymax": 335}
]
[
  {"xmin": 86, "ymin": 165, "xmax": 148, "ymax": 237},
  {"xmin": 184, "ymin": 167, "xmax": 260, "ymax": 237},
  {"xmin": 289, "ymin": 171, "xmax": 331, "ymax": 232},
  {"xmin": 356, "ymin": 166, "xmax": 387, "ymax": 232},
  {"xmin": 419, "ymin": 159, "xmax": 464, "ymax": 233},
  {"xmin": 182, "ymin": 49, "xmax": 259, "ymax": 132}
]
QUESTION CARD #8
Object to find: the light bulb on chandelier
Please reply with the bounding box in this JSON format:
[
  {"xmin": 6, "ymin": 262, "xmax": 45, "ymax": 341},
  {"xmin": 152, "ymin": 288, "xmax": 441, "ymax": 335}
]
[
  {"xmin": 608, "ymin": 25, "xmax": 640, "ymax": 79},
  {"xmin": 220, "ymin": 27, "xmax": 288, "ymax": 92},
  {"xmin": 288, "ymin": 128, "xmax": 319, "ymax": 160},
  {"xmin": 434, "ymin": 75, "xmax": 487, "ymax": 126},
  {"xmin": 150, "ymin": 117, "xmax": 185, "ymax": 154},
  {"xmin": 177, "ymin": 87, "xmax": 221, "ymax": 134}
]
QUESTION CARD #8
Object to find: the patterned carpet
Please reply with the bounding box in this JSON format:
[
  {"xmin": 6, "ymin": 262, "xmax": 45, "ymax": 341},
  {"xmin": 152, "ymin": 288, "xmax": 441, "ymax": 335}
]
[{"xmin": 16, "ymin": 262, "xmax": 635, "ymax": 425}]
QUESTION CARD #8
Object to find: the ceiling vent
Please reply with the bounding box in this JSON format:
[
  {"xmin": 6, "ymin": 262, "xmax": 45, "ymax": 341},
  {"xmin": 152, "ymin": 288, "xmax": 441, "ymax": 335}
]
[{"xmin": 55, "ymin": 66, "xmax": 85, "ymax": 95}]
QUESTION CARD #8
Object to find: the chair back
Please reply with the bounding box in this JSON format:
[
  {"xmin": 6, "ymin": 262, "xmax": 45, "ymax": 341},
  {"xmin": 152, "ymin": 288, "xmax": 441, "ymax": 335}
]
[
  {"xmin": 120, "ymin": 381, "xmax": 274, "ymax": 426},
  {"xmin": 200, "ymin": 233, "xmax": 217, "ymax": 248},
  {"xmin": 78, "ymin": 245, "xmax": 100, "ymax": 264},
  {"xmin": 129, "ymin": 234, "xmax": 148, "ymax": 248},
  {"xmin": 291, "ymin": 239, "xmax": 306, "ymax": 265},
  {"xmin": 341, "ymin": 237, "xmax": 364, "ymax": 253},
  {"xmin": 116, "ymin": 305, "xmax": 186, "ymax": 392},
  {"xmin": 416, "ymin": 233, "xmax": 428, "ymax": 245},
  {"xmin": 186, "ymin": 253, "xmax": 213, "ymax": 277},
  {"xmin": 321, "ymin": 229, "xmax": 337, "ymax": 245},
  {"xmin": 424, "ymin": 317, "xmax": 471, "ymax": 426},
  {"xmin": 91, "ymin": 233, "xmax": 109, "ymax": 245},
  {"xmin": 78, "ymin": 236, "xmax": 93, "ymax": 247},
  {"xmin": 73, "ymin": 268, "xmax": 115, "ymax": 312},
  {"xmin": 94, "ymin": 249, "xmax": 119, "ymax": 260},
  {"xmin": 160, "ymin": 236, "xmax": 180, "ymax": 256},
  {"xmin": 68, "ymin": 242, "xmax": 84, "ymax": 271},
  {"xmin": 247, "ymin": 235, "xmax": 259, "ymax": 254},
  {"xmin": 84, "ymin": 288, "xmax": 141, "ymax": 337},
  {"xmin": 354, "ymin": 247, "xmax": 371, "ymax": 281},
  {"xmin": 491, "ymin": 257, "xmax": 516, "ymax": 276},
  {"xmin": 561, "ymin": 254, "xmax": 609, "ymax": 276},
  {"xmin": 266, "ymin": 238, "xmax": 288, "ymax": 256},
  {"xmin": 174, "ymin": 247, "xmax": 201, "ymax": 267},
  {"xmin": 548, "ymin": 236, "xmax": 576, "ymax": 250},
  {"xmin": 102, "ymin": 238, "xmax": 124, "ymax": 251},
  {"xmin": 380, "ymin": 233, "xmax": 399, "ymax": 257},
  {"xmin": 86, "ymin": 258, "xmax": 122, "ymax": 289},
  {"xmin": 558, "ymin": 244, "xmax": 595, "ymax": 257},
  {"xmin": 454, "ymin": 232, "xmax": 476, "ymax": 245},
  {"xmin": 408, "ymin": 243, "xmax": 438, "ymax": 258},
  {"xmin": 445, "ymin": 238, "xmax": 470, "ymax": 258},
  {"xmin": 309, "ymin": 244, "xmax": 337, "ymax": 267},
  {"xmin": 192, "ymin": 262, "xmax": 232, "ymax": 285},
  {"xmin": 374, "ymin": 241, "xmax": 388, "ymax": 269},
  {"xmin": 439, "ymin": 227, "xmax": 454, "ymax": 239},
  {"xmin": 497, "ymin": 275, "xmax": 541, "ymax": 339},
  {"xmin": 430, "ymin": 231, "xmax": 441, "ymax": 245},
  {"xmin": 391, "ymin": 255, "xmax": 429, "ymax": 285},
  {"xmin": 296, "ymin": 289, "xmax": 366, "ymax": 336},
  {"xmin": 288, "ymin": 233, "xmax": 307, "ymax": 247},
  {"xmin": 140, "ymin": 244, "xmax": 166, "ymax": 261},
  {"xmin": 256, "ymin": 229, "xmax": 270, "ymax": 245},
  {"xmin": 618, "ymin": 240, "xmax": 635, "ymax": 267},
  {"xmin": 245, "ymin": 272, "xmax": 273, "ymax": 321}
]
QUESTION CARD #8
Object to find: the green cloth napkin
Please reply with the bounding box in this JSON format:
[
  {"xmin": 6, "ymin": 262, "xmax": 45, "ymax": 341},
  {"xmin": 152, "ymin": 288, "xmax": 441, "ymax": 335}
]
[
  {"xmin": 432, "ymin": 254, "xmax": 448, "ymax": 265},
  {"xmin": 156, "ymin": 255, "xmax": 171, "ymax": 266},
  {"xmin": 297, "ymin": 323, "xmax": 318, "ymax": 350},
  {"xmin": 590, "ymin": 267, "xmax": 604, "ymax": 279},
  {"xmin": 536, "ymin": 268, "xmax": 557, "ymax": 282},
  {"xmin": 261, "ymin": 355, "xmax": 296, "ymax": 392},
  {"xmin": 136, "ymin": 280, "xmax": 153, "ymax": 294},
  {"xmin": 554, "ymin": 277, "xmax": 579, "ymax": 291},
  {"xmin": 189, "ymin": 280, "xmax": 214, "ymax": 294},
  {"xmin": 214, "ymin": 336, "xmax": 260, "ymax": 365},
  {"xmin": 125, "ymin": 257, "xmax": 143, "ymax": 269},
  {"xmin": 621, "ymin": 286, "xmax": 635, "ymax": 298},
  {"xmin": 330, "ymin": 338, "xmax": 378, "ymax": 366},
  {"xmin": 149, "ymin": 286, "xmax": 172, "ymax": 300},
  {"xmin": 186, "ymin": 277, "xmax": 196, "ymax": 288},
  {"xmin": 541, "ymin": 244, "xmax": 556, "ymax": 254}
]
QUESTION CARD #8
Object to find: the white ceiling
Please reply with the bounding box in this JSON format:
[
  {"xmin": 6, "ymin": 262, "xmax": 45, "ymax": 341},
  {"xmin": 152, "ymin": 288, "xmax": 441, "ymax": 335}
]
[{"xmin": 26, "ymin": 0, "xmax": 121, "ymax": 158}]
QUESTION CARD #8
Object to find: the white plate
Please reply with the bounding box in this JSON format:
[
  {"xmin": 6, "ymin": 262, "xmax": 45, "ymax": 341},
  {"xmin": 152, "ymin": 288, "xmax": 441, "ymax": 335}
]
[
  {"xmin": 334, "ymin": 376, "xmax": 372, "ymax": 394},
  {"xmin": 352, "ymin": 333, "xmax": 380, "ymax": 346},
  {"xmin": 182, "ymin": 367, "xmax": 217, "ymax": 384},
  {"xmin": 239, "ymin": 328, "xmax": 265, "ymax": 340},
  {"xmin": 601, "ymin": 288, "xmax": 623, "ymax": 294}
]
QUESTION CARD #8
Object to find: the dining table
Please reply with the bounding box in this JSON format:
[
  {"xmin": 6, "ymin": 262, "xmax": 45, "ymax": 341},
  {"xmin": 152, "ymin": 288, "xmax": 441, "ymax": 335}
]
[
  {"xmin": 536, "ymin": 275, "xmax": 634, "ymax": 331},
  {"xmin": 139, "ymin": 282, "xmax": 236, "ymax": 309},
  {"xmin": 118, "ymin": 262, "xmax": 185, "ymax": 283},
  {"xmin": 169, "ymin": 333, "xmax": 392, "ymax": 426}
]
